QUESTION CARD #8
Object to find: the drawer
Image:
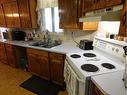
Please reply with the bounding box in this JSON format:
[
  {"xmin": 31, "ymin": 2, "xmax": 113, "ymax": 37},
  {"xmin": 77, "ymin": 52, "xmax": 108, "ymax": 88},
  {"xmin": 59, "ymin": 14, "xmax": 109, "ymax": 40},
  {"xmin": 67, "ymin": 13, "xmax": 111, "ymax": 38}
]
[
  {"xmin": 27, "ymin": 48, "xmax": 48, "ymax": 57},
  {"xmin": 49, "ymin": 52, "xmax": 64, "ymax": 61}
]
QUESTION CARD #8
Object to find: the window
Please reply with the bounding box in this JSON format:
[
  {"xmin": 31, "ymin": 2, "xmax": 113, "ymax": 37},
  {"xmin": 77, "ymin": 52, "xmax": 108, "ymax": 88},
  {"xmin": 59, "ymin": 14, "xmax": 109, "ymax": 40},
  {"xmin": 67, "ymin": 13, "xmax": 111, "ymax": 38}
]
[{"xmin": 43, "ymin": 7, "xmax": 61, "ymax": 32}]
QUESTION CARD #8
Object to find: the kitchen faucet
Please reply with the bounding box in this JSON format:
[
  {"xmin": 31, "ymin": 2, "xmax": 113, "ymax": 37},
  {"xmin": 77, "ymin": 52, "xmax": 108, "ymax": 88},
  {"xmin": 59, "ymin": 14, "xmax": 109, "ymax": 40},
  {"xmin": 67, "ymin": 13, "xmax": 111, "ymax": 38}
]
[
  {"xmin": 123, "ymin": 46, "xmax": 127, "ymax": 88},
  {"xmin": 43, "ymin": 30, "xmax": 52, "ymax": 44}
]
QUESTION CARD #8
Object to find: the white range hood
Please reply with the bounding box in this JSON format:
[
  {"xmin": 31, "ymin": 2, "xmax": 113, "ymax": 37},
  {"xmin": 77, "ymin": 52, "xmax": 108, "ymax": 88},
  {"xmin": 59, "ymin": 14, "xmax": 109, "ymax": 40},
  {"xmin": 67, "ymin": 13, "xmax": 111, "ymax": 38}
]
[{"xmin": 79, "ymin": 5, "xmax": 123, "ymax": 22}]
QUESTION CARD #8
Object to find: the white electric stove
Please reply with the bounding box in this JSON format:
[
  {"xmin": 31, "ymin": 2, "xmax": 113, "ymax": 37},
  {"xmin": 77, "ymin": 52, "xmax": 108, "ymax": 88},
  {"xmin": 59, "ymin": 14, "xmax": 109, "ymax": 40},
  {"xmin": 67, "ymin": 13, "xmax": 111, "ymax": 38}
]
[
  {"xmin": 64, "ymin": 37, "xmax": 125, "ymax": 95},
  {"xmin": 66, "ymin": 50, "xmax": 124, "ymax": 78}
]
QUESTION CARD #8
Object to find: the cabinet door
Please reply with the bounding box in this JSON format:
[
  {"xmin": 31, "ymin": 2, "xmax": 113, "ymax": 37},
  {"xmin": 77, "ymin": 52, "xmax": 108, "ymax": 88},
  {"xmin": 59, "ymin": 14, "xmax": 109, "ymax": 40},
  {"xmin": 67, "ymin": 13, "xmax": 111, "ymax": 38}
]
[
  {"xmin": 0, "ymin": 5, "xmax": 6, "ymax": 27},
  {"xmin": 5, "ymin": 44, "xmax": 16, "ymax": 67},
  {"xmin": 0, "ymin": 42, "xmax": 7, "ymax": 64},
  {"xmin": 106, "ymin": 0, "xmax": 122, "ymax": 7},
  {"xmin": 27, "ymin": 54, "xmax": 41, "ymax": 75},
  {"xmin": 83, "ymin": 0, "xmax": 94, "ymax": 13},
  {"xmin": 58, "ymin": 0, "xmax": 81, "ymax": 29},
  {"xmin": 50, "ymin": 53, "xmax": 65, "ymax": 85},
  {"xmin": 39, "ymin": 57, "xmax": 50, "ymax": 80},
  {"xmin": 17, "ymin": 0, "xmax": 32, "ymax": 28},
  {"xmin": 3, "ymin": 1, "xmax": 20, "ymax": 28},
  {"xmin": 119, "ymin": 0, "xmax": 127, "ymax": 37},
  {"xmin": 94, "ymin": 0, "xmax": 106, "ymax": 10}
]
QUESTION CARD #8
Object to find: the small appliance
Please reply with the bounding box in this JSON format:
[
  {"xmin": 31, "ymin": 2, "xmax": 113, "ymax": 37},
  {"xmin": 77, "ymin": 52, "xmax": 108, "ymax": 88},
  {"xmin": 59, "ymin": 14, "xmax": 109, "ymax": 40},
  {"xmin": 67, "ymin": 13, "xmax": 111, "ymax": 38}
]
[
  {"xmin": 11, "ymin": 30, "xmax": 26, "ymax": 41},
  {"xmin": 79, "ymin": 39, "xmax": 93, "ymax": 50}
]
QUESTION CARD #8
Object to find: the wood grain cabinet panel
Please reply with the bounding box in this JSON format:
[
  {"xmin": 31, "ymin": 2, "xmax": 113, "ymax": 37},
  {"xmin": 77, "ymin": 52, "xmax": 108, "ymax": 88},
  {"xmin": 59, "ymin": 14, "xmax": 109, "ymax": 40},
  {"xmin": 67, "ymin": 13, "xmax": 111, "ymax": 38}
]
[
  {"xmin": 0, "ymin": 0, "xmax": 16, "ymax": 4},
  {"xmin": 17, "ymin": 0, "xmax": 37, "ymax": 28},
  {"xmin": 17, "ymin": 0, "xmax": 31, "ymax": 28},
  {"xmin": 83, "ymin": 0, "xmax": 94, "ymax": 13},
  {"xmin": 49, "ymin": 52, "xmax": 65, "ymax": 85},
  {"xmin": 27, "ymin": 53, "xmax": 41, "ymax": 75},
  {"xmin": 0, "ymin": 42, "xmax": 7, "ymax": 64},
  {"xmin": 105, "ymin": 0, "xmax": 123, "ymax": 7},
  {"xmin": 119, "ymin": 0, "xmax": 127, "ymax": 37},
  {"xmin": 3, "ymin": 1, "xmax": 20, "ymax": 28},
  {"xmin": 27, "ymin": 48, "xmax": 50, "ymax": 80},
  {"xmin": 5, "ymin": 44, "xmax": 16, "ymax": 67},
  {"xmin": 58, "ymin": 0, "xmax": 82, "ymax": 29},
  {"xmin": 0, "ymin": 5, "xmax": 6, "ymax": 27},
  {"xmin": 39, "ymin": 56, "xmax": 50, "ymax": 80},
  {"xmin": 83, "ymin": 0, "xmax": 123, "ymax": 13}
]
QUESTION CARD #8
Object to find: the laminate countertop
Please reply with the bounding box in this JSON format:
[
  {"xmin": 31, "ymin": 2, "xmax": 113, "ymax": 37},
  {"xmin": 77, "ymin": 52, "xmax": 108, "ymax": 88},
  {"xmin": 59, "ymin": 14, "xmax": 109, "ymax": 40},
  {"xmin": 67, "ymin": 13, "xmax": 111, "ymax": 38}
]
[
  {"xmin": 0, "ymin": 39, "xmax": 84, "ymax": 54},
  {"xmin": 92, "ymin": 70, "xmax": 127, "ymax": 95}
]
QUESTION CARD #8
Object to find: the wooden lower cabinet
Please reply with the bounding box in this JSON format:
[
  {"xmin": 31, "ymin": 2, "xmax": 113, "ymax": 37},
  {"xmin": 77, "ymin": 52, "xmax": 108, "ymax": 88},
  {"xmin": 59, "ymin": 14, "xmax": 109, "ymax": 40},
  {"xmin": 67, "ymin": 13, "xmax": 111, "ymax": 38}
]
[
  {"xmin": 27, "ymin": 48, "xmax": 50, "ymax": 80},
  {"xmin": 27, "ymin": 53, "xmax": 41, "ymax": 75},
  {"xmin": 0, "ymin": 42, "xmax": 7, "ymax": 64},
  {"xmin": 27, "ymin": 48, "xmax": 65, "ymax": 85},
  {"xmin": 5, "ymin": 43, "xmax": 16, "ymax": 67},
  {"xmin": 49, "ymin": 52, "xmax": 65, "ymax": 85}
]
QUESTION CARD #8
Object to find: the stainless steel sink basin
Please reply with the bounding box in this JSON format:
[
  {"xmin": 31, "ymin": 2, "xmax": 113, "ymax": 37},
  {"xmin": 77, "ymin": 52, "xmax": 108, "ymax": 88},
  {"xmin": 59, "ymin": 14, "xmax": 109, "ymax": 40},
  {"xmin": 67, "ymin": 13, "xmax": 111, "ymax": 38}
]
[{"xmin": 29, "ymin": 41, "xmax": 61, "ymax": 48}]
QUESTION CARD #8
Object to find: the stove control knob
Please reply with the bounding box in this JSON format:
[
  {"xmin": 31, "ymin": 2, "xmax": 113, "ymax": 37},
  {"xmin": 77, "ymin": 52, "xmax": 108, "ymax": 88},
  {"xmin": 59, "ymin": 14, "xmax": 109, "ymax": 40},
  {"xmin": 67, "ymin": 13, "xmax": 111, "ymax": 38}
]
[{"xmin": 115, "ymin": 48, "xmax": 119, "ymax": 53}]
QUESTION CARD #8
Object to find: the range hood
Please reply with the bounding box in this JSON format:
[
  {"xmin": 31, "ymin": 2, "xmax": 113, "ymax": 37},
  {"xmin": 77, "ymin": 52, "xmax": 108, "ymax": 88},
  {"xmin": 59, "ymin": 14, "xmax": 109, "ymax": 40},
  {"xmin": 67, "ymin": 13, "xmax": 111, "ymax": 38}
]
[{"xmin": 79, "ymin": 5, "xmax": 123, "ymax": 22}]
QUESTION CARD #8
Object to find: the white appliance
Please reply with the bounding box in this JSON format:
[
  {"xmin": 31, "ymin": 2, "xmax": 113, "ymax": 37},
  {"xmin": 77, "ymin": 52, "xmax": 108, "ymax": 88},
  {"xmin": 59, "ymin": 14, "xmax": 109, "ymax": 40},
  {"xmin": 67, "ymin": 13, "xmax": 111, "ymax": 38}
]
[{"xmin": 64, "ymin": 37, "xmax": 125, "ymax": 95}]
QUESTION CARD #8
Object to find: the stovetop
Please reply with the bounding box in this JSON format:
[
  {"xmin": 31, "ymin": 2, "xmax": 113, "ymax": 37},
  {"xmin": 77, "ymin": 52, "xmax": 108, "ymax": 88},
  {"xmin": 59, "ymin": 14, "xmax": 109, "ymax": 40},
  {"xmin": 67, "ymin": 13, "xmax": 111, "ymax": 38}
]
[{"xmin": 66, "ymin": 50, "xmax": 124, "ymax": 78}]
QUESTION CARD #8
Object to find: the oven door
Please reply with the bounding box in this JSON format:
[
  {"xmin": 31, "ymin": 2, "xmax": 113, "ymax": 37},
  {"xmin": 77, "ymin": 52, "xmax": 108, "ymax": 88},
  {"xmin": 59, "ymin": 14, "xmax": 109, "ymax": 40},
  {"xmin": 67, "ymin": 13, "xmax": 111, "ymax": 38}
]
[{"xmin": 64, "ymin": 60, "xmax": 86, "ymax": 95}]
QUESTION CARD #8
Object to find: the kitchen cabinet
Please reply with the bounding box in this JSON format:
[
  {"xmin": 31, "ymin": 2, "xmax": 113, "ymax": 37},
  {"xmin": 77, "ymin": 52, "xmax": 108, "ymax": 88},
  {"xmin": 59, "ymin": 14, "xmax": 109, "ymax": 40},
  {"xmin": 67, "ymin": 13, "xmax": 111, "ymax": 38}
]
[
  {"xmin": 119, "ymin": 0, "xmax": 127, "ymax": 37},
  {"xmin": 105, "ymin": 0, "xmax": 123, "ymax": 7},
  {"xmin": 3, "ymin": 1, "xmax": 20, "ymax": 28},
  {"xmin": 82, "ymin": 0, "xmax": 123, "ymax": 13},
  {"xmin": 0, "ymin": 5, "xmax": 6, "ymax": 27},
  {"xmin": 0, "ymin": 0, "xmax": 37, "ymax": 28},
  {"xmin": 27, "ymin": 48, "xmax": 65, "ymax": 85},
  {"xmin": 58, "ymin": 0, "xmax": 82, "ymax": 29},
  {"xmin": 58, "ymin": 0, "xmax": 98, "ymax": 30},
  {"xmin": 49, "ymin": 52, "xmax": 65, "ymax": 85},
  {"xmin": 5, "ymin": 43, "xmax": 16, "ymax": 67},
  {"xmin": 0, "ymin": 0, "xmax": 16, "ymax": 4},
  {"xmin": 17, "ymin": 0, "xmax": 37, "ymax": 28},
  {"xmin": 27, "ymin": 48, "xmax": 50, "ymax": 80},
  {"xmin": 0, "ymin": 42, "xmax": 7, "ymax": 64}
]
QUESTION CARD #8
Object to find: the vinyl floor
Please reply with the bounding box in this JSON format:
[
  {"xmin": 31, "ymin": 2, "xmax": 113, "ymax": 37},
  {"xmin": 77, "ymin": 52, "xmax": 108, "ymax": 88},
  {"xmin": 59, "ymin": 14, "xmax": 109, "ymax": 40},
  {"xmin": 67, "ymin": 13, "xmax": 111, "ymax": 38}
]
[{"xmin": 0, "ymin": 63, "xmax": 68, "ymax": 95}]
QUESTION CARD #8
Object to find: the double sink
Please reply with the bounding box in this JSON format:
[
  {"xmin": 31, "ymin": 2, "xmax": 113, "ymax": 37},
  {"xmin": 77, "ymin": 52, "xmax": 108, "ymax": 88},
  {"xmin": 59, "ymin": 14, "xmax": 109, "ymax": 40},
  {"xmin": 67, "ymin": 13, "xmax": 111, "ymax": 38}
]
[{"xmin": 29, "ymin": 41, "xmax": 61, "ymax": 48}]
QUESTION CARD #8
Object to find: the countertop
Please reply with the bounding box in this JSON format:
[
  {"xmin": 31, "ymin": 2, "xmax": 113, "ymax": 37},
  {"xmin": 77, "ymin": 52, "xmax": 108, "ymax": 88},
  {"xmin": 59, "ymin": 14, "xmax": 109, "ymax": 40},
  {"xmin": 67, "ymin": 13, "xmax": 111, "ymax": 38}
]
[
  {"xmin": 0, "ymin": 39, "xmax": 84, "ymax": 54},
  {"xmin": 92, "ymin": 70, "xmax": 127, "ymax": 95}
]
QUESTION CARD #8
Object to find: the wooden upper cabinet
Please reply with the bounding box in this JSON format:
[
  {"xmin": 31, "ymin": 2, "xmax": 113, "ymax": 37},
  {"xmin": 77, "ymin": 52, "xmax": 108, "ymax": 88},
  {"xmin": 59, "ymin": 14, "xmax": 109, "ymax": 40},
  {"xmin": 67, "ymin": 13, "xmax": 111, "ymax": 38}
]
[
  {"xmin": 105, "ymin": 0, "xmax": 123, "ymax": 7},
  {"xmin": 17, "ymin": 0, "xmax": 37, "ymax": 28},
  {"xmin": 83, "ymin": 0, "xmax": 94, "ymax": 13},
  {"xmin": 3, "ymin": 1, "xmax": 20, "ymax": 28},
  {"xmin": 17, "ymin": 0, "xmax": 31, "ymax": 28},
  {"xmin": 83, "ymin": 0, "xmax": 123, "ymax": 13},
  {"xmin": 0, "ymin": 5, "xmax": 6, "ymax": 27},
  {"xmin": 0, "ymin": 0, "xmax": 16, "ymax": 4},
  {"xmin": 119, "ymin": 0, "xmax": 127, "ymax": 37},
  {"xmin": 58, "ymin": 0, "xmax": 81, "ymax": 29}
]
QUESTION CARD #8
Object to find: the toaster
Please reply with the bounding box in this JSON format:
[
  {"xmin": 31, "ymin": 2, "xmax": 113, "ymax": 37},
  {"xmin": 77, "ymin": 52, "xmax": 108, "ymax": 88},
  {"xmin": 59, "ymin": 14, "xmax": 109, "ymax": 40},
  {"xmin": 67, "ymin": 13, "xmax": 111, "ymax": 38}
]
[{"xmin": 79, "ymin": 39, "xmax": 93, "ymax": 50}]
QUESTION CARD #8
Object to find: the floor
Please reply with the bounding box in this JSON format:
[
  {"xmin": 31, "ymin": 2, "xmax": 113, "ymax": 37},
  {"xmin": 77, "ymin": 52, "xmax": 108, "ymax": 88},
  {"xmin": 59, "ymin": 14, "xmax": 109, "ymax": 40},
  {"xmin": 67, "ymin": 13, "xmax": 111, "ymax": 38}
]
[{"xmin": 0, "ymin": 63, "xmax": 68, "ymax": 95}]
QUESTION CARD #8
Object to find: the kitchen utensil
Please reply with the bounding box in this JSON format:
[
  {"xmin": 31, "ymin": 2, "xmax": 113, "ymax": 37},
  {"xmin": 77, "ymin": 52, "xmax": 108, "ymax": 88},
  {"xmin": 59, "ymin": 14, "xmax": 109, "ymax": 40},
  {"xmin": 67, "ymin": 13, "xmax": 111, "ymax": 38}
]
[{"xmin": 123, "ymin": 46, "xmax": 127, "ymax": 88}]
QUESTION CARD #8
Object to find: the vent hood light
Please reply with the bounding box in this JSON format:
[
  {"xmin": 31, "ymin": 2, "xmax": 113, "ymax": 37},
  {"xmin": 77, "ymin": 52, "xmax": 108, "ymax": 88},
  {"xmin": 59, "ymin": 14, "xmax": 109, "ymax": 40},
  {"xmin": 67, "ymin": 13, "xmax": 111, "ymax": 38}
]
[{"xmin": 79, "ymin": 5, "xmax": 123, "ymax": 22}]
